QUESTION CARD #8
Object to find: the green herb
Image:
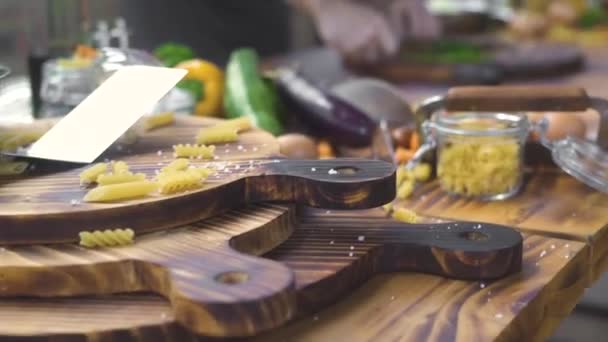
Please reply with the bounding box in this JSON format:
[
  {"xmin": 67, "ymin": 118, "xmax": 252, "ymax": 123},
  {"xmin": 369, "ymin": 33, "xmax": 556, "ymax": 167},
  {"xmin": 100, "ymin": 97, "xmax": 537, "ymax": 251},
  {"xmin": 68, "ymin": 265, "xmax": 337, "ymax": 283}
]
[
  {"xmin": 404, "ymin": 41, "xmax": 489, "ymax": 64},
  {"xmin": 177, "ymin": 79, "xmax": 204, "ymax": 101},
  {"xmin": 578, "ymin": 8, "xmax": 608, "ymax": 29},
  {"xmin": 154, "ymin": 42, "xmax": 196, "ymax": 67}
]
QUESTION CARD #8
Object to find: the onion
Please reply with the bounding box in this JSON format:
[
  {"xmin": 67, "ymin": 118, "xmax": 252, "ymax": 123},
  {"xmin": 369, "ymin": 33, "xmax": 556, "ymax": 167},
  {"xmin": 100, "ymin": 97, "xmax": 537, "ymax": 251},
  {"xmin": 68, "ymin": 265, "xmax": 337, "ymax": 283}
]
[
  {"xmin": 277, "ymin": 133, "xmax": 318, "ymax": 159},
  {"xmin": 541, "ymin": 112, "xmax": 587, "ymax": 141}
]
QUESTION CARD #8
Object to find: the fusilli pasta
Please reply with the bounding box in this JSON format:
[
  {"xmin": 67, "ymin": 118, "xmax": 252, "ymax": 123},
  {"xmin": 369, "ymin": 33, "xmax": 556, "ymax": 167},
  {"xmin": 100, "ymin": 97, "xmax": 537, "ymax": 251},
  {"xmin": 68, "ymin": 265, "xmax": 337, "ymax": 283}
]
[
  {"xmin": 157, "ymin": 168, "xmax": 207, "ymax": 194},
  {"xmin": 79, "ymin": 228, "xmax": 135, "ymax": 247},
  {"xmin": 438, "ymin": 136, "xmax": 519, "ymax": 197}
]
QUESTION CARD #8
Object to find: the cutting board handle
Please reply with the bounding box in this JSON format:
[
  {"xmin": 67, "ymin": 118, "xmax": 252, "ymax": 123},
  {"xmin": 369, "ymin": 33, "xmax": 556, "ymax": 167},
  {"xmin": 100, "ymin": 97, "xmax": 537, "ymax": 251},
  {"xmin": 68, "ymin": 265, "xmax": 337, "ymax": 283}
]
[
  {"xmin": 156, "ymin": 251, "xmax": 295, "ymax": 337},
  {"xmin": 377, "ymin": 221, "xmax": 522, "ymax": 279},
  {"xmin": 445, "ymin": 86, "xmax": 590, "ymax": 112},
  {"xmin": 248, "ymin": 158, "xmax": 395, "ymax": 209}
]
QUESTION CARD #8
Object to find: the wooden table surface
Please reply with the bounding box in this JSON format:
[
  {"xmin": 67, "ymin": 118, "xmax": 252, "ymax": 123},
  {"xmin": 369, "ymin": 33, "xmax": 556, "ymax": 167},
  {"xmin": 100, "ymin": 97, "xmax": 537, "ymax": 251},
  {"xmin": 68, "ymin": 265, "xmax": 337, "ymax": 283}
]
[
  {"xmin": 1, "ymin": 46, "xmax": 606, "ymax": 342},
  {"xmin": 258, "ymin": 46, "xmax": 608, "ymax": 341}
]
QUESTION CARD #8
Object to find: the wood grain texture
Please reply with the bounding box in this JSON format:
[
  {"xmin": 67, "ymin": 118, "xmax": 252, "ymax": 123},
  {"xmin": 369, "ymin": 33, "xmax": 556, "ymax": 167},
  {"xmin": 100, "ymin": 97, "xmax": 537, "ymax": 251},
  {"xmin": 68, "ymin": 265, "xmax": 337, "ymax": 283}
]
[
  {"xmin": 0, "ymin": 116, "xmax": 396, "ymax": 245},
  {"xmin": 400, "ymin": 170, "xmax": 608, "ymax": 244},
  {"xmin": 445, "ymin": 85, "xmax": 590, "ymax": 112},
  {"xmin": 0, "ymin": 216, "xmax": 581, "ymax": 342},
  {"xmin": 0, "ymin": 207, "xmax": 522, "ymax": 338},
  {"xmin": 255, "ymin": 233, "xmax": 588, "ymax": 342},
  {"xmin": 0, "ymin": 203, "xmax": 296, "ymax": 338}
]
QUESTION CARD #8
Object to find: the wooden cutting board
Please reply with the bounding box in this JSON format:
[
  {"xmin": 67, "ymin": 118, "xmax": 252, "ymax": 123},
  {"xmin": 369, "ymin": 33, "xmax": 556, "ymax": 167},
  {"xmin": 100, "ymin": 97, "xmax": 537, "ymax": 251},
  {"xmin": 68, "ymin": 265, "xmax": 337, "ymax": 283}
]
[
  {"xmin": 0, "ymin": 203, "xmax": 296, "ymax": 338},
  {"xmin": 350, "ymin": 40, "xmax": 583, "ymax": 84},
  {"xmin": 0, "ymin": 206, "xmax": 522, "ymax": 339},
  {"xmin": 0, "ymin": 116, "xmax": 395, "ymax": 245}
]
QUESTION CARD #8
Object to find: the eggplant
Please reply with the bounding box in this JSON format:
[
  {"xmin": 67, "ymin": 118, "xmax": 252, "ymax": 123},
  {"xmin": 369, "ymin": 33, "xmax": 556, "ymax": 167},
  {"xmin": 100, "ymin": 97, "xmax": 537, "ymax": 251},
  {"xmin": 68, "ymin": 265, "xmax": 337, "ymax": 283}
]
[{"xmin": 273, "ymin": 68, "xmax": 375, "ymax": 147}]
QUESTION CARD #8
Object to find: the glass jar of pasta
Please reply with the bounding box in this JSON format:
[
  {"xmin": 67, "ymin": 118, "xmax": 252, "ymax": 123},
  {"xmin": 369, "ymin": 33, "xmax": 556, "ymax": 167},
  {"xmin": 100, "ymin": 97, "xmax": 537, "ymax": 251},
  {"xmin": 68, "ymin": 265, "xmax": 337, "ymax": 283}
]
[
  {"xmin": 425, "ymin": 111, "xmax": 529, "ymax": 200},
  {"xmin": 409, "ymin": 85, "xmax": 608, "ymax": 201}
]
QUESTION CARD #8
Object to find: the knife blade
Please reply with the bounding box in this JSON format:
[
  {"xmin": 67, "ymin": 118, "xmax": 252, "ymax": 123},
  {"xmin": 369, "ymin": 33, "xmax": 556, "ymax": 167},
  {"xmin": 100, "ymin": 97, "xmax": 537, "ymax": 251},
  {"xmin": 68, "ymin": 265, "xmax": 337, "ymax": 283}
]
[{"xmin": 7, "ymin": 65, "xmax": 186, "ymax": 164}]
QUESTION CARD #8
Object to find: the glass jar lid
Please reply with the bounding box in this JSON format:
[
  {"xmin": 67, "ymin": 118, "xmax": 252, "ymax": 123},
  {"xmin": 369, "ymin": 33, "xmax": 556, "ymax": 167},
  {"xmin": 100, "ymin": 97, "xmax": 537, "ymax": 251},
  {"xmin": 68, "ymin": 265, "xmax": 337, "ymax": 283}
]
[
  {"xmin": 432, "ymin": 111, "xmax": 529, "ymax": 137},
  {"xmin": 551, "ymin": 136, "xmax": 608, "ymax": 193}
]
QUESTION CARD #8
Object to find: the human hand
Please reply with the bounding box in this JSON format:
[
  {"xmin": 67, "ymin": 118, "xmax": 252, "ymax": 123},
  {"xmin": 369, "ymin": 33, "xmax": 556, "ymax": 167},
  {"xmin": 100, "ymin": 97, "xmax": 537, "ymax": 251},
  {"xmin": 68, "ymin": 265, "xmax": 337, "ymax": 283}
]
[
  {"xmin": 385, "ymin": 0, "xmax": 441, "ymax": 40},
  {"xmin": 311, "ymin": 0, "xmax": 400, "ymax": 63}
]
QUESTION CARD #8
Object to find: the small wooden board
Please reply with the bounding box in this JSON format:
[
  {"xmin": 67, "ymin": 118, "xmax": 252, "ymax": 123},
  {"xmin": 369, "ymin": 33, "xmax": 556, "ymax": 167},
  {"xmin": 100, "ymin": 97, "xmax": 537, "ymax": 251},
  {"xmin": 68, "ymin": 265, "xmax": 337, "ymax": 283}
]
[
  {"xmin": 350, "ymin": 40, "xmax": 584, "ymax": 84},
  {"xmin": 0, "ymin": 116, "xmax": 395, "ymax": 245},
  {"xmin": 0, "ymin": 204, "xmax": 296, "ymax": 338},
  {"xmin": 0, "ymin": 210, "xmax": 576, "ymax": 341},
  {"xmin": 0, "ymin": 207, "xmax": 522, "ymax": 340}
]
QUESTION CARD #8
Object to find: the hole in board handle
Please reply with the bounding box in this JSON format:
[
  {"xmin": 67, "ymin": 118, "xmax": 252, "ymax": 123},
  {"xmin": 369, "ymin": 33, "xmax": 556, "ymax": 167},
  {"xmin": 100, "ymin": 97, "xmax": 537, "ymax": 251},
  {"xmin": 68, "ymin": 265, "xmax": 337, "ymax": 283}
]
[
  {"xmin": 333, "ymin": 166, "xmax": 359, "ymax": 175},
  {"xmin": 460, "ymin": 231, "xmax": 489, "ymax": 241},
  {"xmin": 215, "ymin": 271, "xmax": 249, "ymax": 285}
]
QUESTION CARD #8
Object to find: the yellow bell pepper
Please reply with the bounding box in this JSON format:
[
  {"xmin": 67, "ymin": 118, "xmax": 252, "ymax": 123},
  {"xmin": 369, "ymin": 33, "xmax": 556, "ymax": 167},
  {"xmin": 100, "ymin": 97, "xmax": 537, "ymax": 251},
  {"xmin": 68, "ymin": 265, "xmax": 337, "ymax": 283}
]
[{"xmin": 175, "ymin": 59, "xmax": 224, "ymax": 117}]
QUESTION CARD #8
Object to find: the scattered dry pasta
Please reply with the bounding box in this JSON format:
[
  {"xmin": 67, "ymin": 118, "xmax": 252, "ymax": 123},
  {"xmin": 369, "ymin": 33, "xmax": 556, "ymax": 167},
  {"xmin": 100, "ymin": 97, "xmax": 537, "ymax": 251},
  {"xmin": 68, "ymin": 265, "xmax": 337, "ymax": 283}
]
[
  {"xmin": 161, "ymin": 158, "xmax": 190, "ymax": 173},
  {"xmin": 195, "ymin": 125, "xmax": 238, "ymax": 145},
  {"xmin": 143, "ymin": 112, "xmax": 175, "ymax": 131},
  {"xmin": 173, "ymin": 144, "xmax": 215, "ymax": 159},
  {"xmin": 83, "ymin": 180, "xmax": 158, "ymax": 202},
  {"xmin": 1, "ymin": 129, "xmax": 46, "ymax": 152},
  {"xmin": 396, "ymin": 167, "xmax": 408, "ymax": 187},
  {"xmin": 79, "ymin": 163, "xmax": 108, "ymax": 184},
  {"xmin": 391, "ymin": 163, "xmax": 432, "ymax": 201},
  {"xmin": 412, "ymin": 163, "xmax": 431, "ymax": 182},
  {"xmin": 0, "ymin": 161, "xmax": 29, "ymax": 175},
  {"xmin": 96, "ymin": 172, "xmax": 146, "ymax": 185},
  {"xmin": 157, "ymin": 168, "xmax": 207, "ymax": 194},
  {"xmin": 214, "ymin": 117, "xmax": 252, "ymax": 132},
  {"xmin": 392, "ymin": 207, "xmax": 419, "ymax": 223},
  {"xmin": 437, "ymin": 136, "xmax": 520, "ymax": 197},
  {"xmin": 79, "ymin": 228, "xmax": 135, "ymax": 247},
  {"xmin": 189, "ymin": 167, "xmax": 213, "ymax": 178},
  {"xmin": 111, "ymin": 161, "xmax": 130, "ymax": 174},
  {"xmin": 397, "ymin": 179, "xmax": 415, "ymax": 199}
]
